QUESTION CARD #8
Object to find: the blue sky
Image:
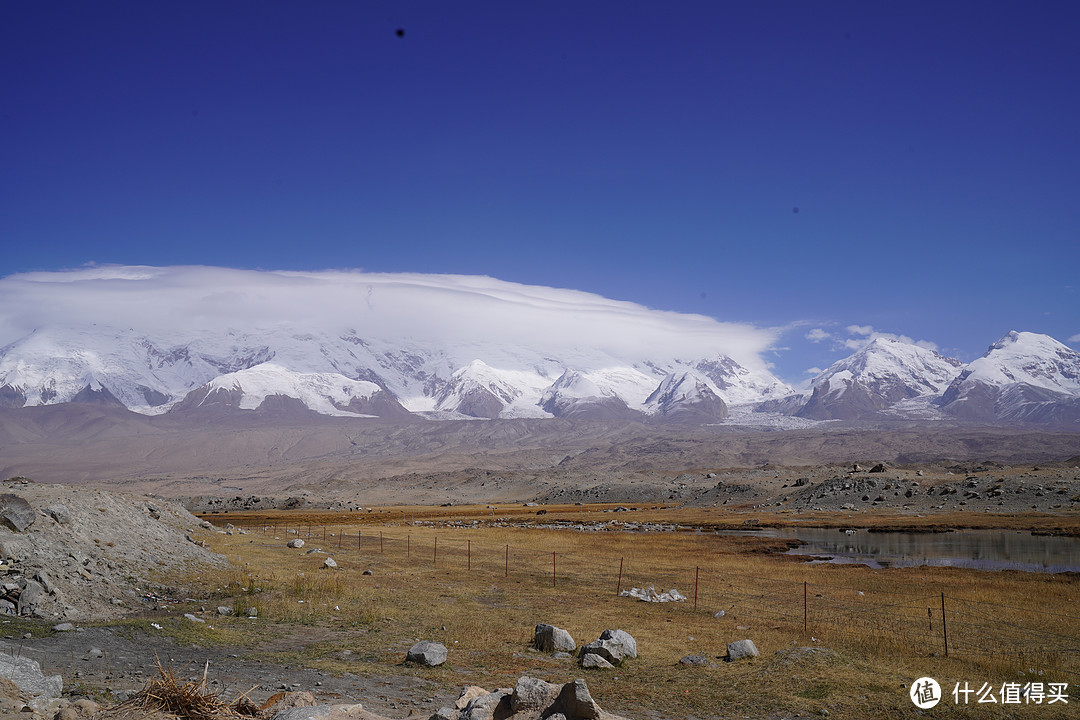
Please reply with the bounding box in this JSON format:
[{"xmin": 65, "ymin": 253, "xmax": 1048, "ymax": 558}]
[{"xmin": 3, "ymin": 1, "xmax": 1078, "ymax": 383}]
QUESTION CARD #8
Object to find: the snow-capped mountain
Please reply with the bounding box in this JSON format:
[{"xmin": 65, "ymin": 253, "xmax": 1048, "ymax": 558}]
[
  {"xmin": 170, "ymin": 363, "xmax": 410, "ymax": 418},
  {"xmin": 2, "ymin": 267, "xmax": 1076, "ymax": 426},
  {"xmin": 0, "ymin": 321, "xmax": 788, "ymax": 422},
  {"xmin": 939, "ymin": 331, "xmax": 1080, "ymax": 424},
  {"xmin": 795, "ymin": 337, "xmax": 964, "ymax": 420},
  {"xmin": 538, "ymin": 369, "xmax": 643, "ymax": 420},
  {"xmin": 644, "ymin": 371, "xmax": 729, "ymax": 422}
]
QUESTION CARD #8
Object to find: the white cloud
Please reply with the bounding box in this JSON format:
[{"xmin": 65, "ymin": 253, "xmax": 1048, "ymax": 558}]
[
  {"xmin": 1069, "ymin": 333, "xmax": 1080, "ymax": 344},
  {"xmin": 842, "ymin": 324, "xmax": 939, "ymax": 353},
  {"xmin": 805, "ymin": 328, "xmax": 830, "ymax": 343},
  {"xmin": 0, "ymin": 265, "xmax": 780, "ymax": 371}
]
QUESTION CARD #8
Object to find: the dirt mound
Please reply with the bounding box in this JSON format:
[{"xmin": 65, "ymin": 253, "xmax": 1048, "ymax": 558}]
[{"xmin": 0, "ymin": 479, "xmax": 227, "ymax": 622}]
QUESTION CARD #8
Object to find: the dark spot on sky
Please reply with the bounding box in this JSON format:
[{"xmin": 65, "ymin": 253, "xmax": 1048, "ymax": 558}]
[
  {"xmin": 396, "ymin": 28, "xmax": 405, "ymax": 38},
  {"xmin": 793, "ymin": 206, "xmax": 800, "ymax": 214}
]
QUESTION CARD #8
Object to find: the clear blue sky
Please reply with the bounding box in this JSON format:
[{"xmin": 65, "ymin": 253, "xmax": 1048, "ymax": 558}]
[{"xmin": 3, "ymin": 1, "xmax": 1078, "ymax": 382}]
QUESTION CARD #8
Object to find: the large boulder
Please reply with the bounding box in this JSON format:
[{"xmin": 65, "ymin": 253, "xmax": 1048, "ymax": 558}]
[
  {"xmin": 579, "ymin": 629, "xmax": 637, "ymax": 666},
  {"xmin": 456, "ymin": 688, "xmax": 511, "ymax": 720},
  {"xmin": 579, "ymin": 639, "xmax": 623, "ymax": 666},
  {"xmin": 271, "ymin": 704, "xmax": 389, "ymax": 720},
  {"xmin": 726, "ymin": 639, "xmax": 759, "ymax": 662},
  {"xmin": 598, "ymin": 629, "xmax": 636, "ymax": 659},
  {"xmin": 0, "ymin": 495, "xmax": 34, "ymax": 533},
  {"xmin": 406, "ymin": 641, "xmax": 447, "ymax": 667},
  {"xmin": 510, "ymin": 677, "xmax": 560, "ymax": 714},
  {"xmin": 435, "ymin": 678, "xmax": 627, "ymax": 720},
  {"xmin": 581, "ymin": 654, "xmax": 615, "ymax": 670},
  {"xmin": 534, "ymin": 623, "xmax": 576, "ymax": 653},
  {"xmin": 0, "ymin": 653, "xmax": 62, "ymax": 708}
]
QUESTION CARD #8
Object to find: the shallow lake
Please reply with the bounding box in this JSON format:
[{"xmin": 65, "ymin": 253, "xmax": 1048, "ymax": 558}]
[{"xmin": 720, "ymin": 527, "xmax": 1080, "ymax": 573}]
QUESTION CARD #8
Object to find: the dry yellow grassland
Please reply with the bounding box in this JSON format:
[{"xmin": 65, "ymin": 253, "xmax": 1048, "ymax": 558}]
[{"xmin": 183, "ymin": 505, "xmax": 1079, "ymax": 719}]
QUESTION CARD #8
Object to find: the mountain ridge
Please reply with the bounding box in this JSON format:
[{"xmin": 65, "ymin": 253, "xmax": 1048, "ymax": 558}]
[{"xmin": 2, "ymin": 325, "xmax": 1078, "ymax": 427}]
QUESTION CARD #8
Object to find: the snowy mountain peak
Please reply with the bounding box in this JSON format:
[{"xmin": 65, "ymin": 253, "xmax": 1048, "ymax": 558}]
[
  {"xmin": 645, "ymin": 371, "xmax": 728, "ymax": 421},
  {"xmin": 795, "ymin": 338, "xmax": 963, "ymax": 420},
  {"xmin": 939, "ymin": 332, "xmax": 1080, "ymax": 424},
  {"xmin": 172, "ymin": 363, "xmax": 403, "ymax": 417}
]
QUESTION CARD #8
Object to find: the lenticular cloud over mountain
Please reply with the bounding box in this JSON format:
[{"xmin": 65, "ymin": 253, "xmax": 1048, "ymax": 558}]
[
  {"xmin": 0, "ymin": 266, "xmax": 796, "ymax": 419},
  {"xmin": 0, "ymin": 265, "xmax": 775, "ymax": 367}
]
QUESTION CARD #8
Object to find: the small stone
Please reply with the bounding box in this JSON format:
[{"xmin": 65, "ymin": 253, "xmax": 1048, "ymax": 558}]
[
  {"xmin": 323, "ymin": 557, "xmax": 338, "ymax": 569},
  {"xmin": 679, "ymin": 654, "xmax": 710, "ymax": 666},
  {"xmin": 287, "ymin": 539, "xmax": 305, "ymax": 549}
]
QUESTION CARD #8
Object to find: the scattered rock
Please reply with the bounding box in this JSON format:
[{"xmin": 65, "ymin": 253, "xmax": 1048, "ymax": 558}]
[
  {"xmin": 580, "ymin": 653, "xmax": 615, "ymax": 669},
  {"xmin": 45, "ymin": 504, "xmax": 71, "ymax": 525},
  {"xmin": 579, "ymin": 629, "xmax": 636, "ymax": 666},
  {"xmin": 271, "ymin": 703, "xmax": 374, "ymax": 720},
  {"xmin": 619, "ymin": 585, "xmax": 685, "ymax": 603},
  {"xmin": 534, "ymin": 624, "xmax": 576, "ymax": 653},
  {"xmin": 598, "ymin": 629, "xmax": 637, "ymax": 658},
  {"xmin": 678, "ymin": 654, "xmax": 710, "ymax": 666},
  {"xmin": 287, "ymin": 539, "xmax": 305, "ymax": 549},
  {"xmin": 726, "ymin": 639, "xmax": 758, "ymax": 662},
  {"xmin": 406, "ymin": 641, "xmax": 447, "ymax": 667},
  {"xmin": 0, "ymin": 652, "xmax": 62, "ymax": 705},
  {"xmin": 0, "ymin": 495, "xmax": 35, "ymax": 533},
  {"xmin": 510, "ymin": 676, "xmax": 560, "ymax": 714},
  {"xmin": 217, "ymin": 606, "xmax": 233, "ymax": 616},
  {"xmin": 324, "ymin": 557, "xmax": 338, "ymax": 569}
]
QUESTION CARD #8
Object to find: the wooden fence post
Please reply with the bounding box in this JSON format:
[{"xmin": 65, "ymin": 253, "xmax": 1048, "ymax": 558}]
[
  {"xmin": 616, "ymin": 558, "xmax": 623, "ymax": 595},
  {"xmin": 941, "ymin": 592, "xmax": 949, "ymax": 658},
  {"xmin": 694, "ymin": 567, "xmax": 699, "ymax": 610}
]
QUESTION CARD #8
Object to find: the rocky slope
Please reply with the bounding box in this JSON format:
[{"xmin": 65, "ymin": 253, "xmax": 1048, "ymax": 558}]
[{"xmin": 0, "ymin": 480, "xmax": 226, "ymax": 622}]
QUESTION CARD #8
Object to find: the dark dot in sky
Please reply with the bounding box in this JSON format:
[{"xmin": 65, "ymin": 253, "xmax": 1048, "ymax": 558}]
[
  {"xmin": 793, "ymin": 206, "xmax": 800, "ymax": 214},
  {"xmin": 396, "ymin": 28, "xmax": 405, "ymax": 37}
]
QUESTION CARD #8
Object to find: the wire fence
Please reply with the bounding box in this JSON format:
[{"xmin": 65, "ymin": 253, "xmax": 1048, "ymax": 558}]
[{"xmin": 230, "ymin": 520, "xmax": 1080, "ymax": 677}]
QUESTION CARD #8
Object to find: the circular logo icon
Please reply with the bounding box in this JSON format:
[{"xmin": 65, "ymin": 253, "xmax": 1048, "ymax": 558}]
[{"xmin": 910, "ymin": 677, "xmax": 942, "ymax": 709}]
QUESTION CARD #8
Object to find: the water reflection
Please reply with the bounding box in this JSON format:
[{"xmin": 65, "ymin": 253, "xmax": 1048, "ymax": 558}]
[{"xmin": 721, "ymin": 528, "xmax": 1080, "ymax": 573}]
